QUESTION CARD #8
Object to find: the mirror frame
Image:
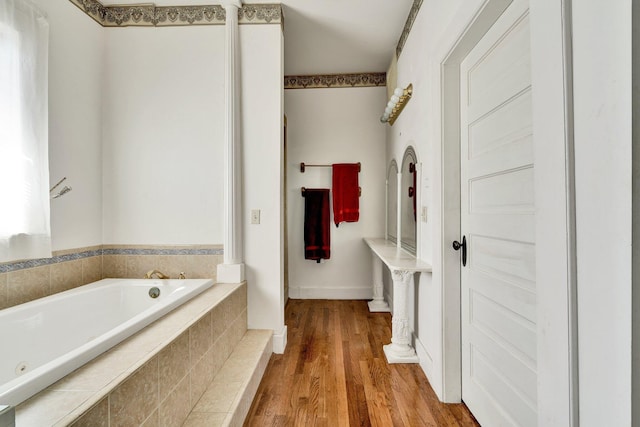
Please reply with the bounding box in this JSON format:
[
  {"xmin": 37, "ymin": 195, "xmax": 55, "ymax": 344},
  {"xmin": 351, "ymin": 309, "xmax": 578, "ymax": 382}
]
[
  {"xmin": 400, "ymin": 146, "xmax": 418, "ymax": 254},
  {"xmin": 386, "ymin": 160, "xmax": 399, "ymax": 243}
]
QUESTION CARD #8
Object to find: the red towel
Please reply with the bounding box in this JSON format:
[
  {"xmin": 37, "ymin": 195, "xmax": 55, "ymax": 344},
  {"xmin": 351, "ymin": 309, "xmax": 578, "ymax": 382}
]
[
  {"xmin": 332, "ymin": 163, "xmax": 360, "ymax": 227},
  {"xmin": 304, "ymin": 189, "xmax": 330, "ymax": 262}
]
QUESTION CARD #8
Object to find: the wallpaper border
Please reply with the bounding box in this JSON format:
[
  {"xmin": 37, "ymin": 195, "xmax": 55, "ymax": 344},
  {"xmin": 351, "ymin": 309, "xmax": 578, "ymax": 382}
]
[
  {"xmin": 284, "ymin": 73, "xmax": 387, "ymax": 89},
  {"xmin": 68, "ymin": 0, "xmax": 282, "ymax": 27},
  {"xmin": 396, "ymin": 0, "xmax": 424, "ymax": 58}
]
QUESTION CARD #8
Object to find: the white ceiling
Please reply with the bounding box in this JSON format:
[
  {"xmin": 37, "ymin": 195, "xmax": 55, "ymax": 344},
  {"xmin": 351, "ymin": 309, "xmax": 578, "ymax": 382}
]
[{"xmin": 100, "ymin": 0, "xmax": 414, "ymax": 75}]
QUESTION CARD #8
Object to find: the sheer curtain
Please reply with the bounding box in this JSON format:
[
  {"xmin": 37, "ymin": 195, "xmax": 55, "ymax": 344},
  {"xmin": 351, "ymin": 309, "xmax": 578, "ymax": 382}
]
[{"xmin": 0, "ymin": 0, "xmax": 51, "ymax": 263}]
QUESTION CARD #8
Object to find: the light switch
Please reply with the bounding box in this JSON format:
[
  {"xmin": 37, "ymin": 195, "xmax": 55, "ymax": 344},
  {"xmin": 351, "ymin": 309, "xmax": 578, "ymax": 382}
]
[{"xmin": 250, "ymin": 209, "xmax": 261, "ymax": 224}]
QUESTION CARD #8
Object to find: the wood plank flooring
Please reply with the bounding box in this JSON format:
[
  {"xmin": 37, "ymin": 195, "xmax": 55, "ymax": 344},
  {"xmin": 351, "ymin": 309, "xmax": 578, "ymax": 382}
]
[{"xmin": 244, "ymin": 299, "xmax": 480, "ymax": 426}]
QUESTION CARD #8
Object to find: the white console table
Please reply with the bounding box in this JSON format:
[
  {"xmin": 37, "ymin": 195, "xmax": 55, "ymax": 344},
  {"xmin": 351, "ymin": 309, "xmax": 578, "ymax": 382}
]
[{"xmin": 364, "ymin": 238, "xmax": 432, "ymax": 364}]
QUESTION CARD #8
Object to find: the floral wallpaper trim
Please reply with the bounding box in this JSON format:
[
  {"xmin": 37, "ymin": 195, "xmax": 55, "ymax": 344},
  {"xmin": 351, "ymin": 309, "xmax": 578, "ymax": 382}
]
[
  {"xmin": 0, "ymin": 246, "xmax": 223, "ymax": 273},
  {"xmin": 68, "ymin": 0, "xmax": 282, "ymax": 27},
  {"xmin": 284, "ymin": 73, "xmax": 387, "ymax": 89},
  {"xmin": 396, "ymin": 0, "xmax": 423, "ymax": 58}
]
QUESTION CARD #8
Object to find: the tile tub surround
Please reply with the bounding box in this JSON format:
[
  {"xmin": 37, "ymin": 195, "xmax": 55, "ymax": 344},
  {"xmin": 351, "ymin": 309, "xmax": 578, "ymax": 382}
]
[
  {"xmin": 0, "ymin": 245, "xmax": 223, "ymax": 310},
  {"xmin": 15, "ymin": 282, "xmax": 247, "ymax": 426}
]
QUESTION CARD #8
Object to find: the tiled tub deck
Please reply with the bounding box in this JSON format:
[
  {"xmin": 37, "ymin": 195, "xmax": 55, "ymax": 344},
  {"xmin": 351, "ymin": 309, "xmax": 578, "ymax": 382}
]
[{"xmin": 14, "ymin": 281, "xmax": 269, "ymax": 426}]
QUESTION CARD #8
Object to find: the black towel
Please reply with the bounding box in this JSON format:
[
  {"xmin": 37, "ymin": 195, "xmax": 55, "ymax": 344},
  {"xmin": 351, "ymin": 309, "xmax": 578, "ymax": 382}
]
[{"xmin": 304, "ymin": 189, "xmax": 330, "ymax": 262}]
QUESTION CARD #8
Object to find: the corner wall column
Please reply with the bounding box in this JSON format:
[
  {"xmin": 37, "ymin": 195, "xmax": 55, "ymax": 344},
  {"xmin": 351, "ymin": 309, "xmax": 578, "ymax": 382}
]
[{"xmin": 217, "ymin": 0, "xmax": 245, "ymax": 283}]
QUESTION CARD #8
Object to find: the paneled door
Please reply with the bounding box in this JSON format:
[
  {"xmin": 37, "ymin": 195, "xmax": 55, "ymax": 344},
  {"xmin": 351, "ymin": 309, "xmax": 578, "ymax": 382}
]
[{"xmin": 459, "ymin": 1, "xmax": 536, "ymax": 425}]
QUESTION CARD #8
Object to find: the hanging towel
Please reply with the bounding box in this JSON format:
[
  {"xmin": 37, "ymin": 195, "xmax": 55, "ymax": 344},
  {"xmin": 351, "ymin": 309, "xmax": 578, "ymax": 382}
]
[
  {"xmin": 304, "ymin": 189, "xmax": 331, "ymax": 262},
  {"xmin": 332, "ymin": 163, "xmax": 360, "ymax": 227}
]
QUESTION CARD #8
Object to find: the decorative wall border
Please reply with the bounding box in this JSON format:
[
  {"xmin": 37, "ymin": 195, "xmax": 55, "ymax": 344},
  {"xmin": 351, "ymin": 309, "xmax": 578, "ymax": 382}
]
[
  {"xmin": 396, "ymin": 0, "xmax": 424, "ymax": 58},
  {"xmin": 0, "ymin": 245, "xmax": 224, "ymax": 273},
  {"xmin": 68, "ymin": 0, "xmax": 282, "ymax": 27},
  {"xmin": 284, "ymin": 72, "xmax": 386, "ymax": 89}
]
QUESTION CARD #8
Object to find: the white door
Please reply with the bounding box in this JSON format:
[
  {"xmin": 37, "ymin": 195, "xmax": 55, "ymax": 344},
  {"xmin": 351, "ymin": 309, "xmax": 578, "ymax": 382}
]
[{"xmin": 459, "ymin": 1, "xmax": 536, "ymax": 426}]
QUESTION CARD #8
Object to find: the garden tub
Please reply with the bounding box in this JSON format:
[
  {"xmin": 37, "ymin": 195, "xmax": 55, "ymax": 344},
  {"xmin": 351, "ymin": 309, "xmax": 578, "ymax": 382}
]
[{"xmin": 0, "ymin": 278, "xmax": 213, "ymax": 406}]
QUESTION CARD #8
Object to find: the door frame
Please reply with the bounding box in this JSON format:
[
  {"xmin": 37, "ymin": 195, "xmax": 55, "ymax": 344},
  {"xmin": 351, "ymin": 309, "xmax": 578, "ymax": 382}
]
[{"xmin": 439, "ymin": 0, "xmax": 578, "ymax": 424}]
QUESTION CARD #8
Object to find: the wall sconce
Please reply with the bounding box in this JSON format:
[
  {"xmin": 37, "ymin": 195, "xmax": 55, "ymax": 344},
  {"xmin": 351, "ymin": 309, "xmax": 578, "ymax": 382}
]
[{"xmin": 380, "ymin": 83, "xmax": 413, "ymax": 126}]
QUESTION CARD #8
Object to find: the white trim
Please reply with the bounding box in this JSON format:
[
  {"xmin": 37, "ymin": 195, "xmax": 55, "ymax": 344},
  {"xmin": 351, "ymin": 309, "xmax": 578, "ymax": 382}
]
[
  {"xmin": 414, "ymin": 333, "xmax": 434, "ymax": 381},
  {"xmin": 288, "ymin": 286, "xmax": 373, "ymax": 300},
  {"xmin": 272, "ymin": 325, "xmax": 287, "ymax": 354}
]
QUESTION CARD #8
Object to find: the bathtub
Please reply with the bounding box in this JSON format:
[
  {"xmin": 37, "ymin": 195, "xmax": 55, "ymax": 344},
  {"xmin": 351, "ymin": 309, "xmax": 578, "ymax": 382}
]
[{"xmin": 0, "ymin": 278, "xmax": 214, "ymax": 406}]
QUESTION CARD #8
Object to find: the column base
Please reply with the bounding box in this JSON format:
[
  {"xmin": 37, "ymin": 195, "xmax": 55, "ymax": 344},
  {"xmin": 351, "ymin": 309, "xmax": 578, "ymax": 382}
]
[
  {"xmin": 217, "ymin": 263, "xmax": 245, "ymax": 283},
  {"xmin": 368, "ymin": 300, "xmax": 391, "ymax": 313},
  {"xmin": 383, "ymin": 343, "xmax": 419, "ymax": 364}
]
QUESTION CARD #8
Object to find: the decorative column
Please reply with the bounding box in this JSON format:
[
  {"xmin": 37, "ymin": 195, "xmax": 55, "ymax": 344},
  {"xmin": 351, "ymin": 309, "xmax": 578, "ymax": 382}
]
[
  {"xmin": 383, "ymin": 269, "xmax": 419, "ymax": 363},
  {"xmin": 368, "ymin": 253, "xmax": 390, "ymax": 312},
  {"xmin": 217, "ymin": 0, "xmax": 245, "ymax": 283}
]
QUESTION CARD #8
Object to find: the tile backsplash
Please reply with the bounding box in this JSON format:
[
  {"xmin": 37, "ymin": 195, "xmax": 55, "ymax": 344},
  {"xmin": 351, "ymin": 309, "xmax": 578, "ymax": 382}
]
[{"xmin": 0, "ymin": 245, "xmax": 223, "ymax": 310}]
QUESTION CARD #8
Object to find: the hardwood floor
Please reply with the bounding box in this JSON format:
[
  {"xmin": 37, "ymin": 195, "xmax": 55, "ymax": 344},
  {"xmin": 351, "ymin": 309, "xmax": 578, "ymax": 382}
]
[{"xmin": 244, "ymin": 299, "xmax": 480, "ymax": 426}]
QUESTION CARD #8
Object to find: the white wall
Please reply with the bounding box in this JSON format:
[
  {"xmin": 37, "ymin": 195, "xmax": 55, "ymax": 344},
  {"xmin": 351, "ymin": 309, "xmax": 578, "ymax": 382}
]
[
  {"xmin": 240, "ymin": 24, "xmax": 286, "ymax": 343},
  {"xmin": 573, "ymin": 1, "xmax": 632, "ymax": 424},
  {"xmin": 102, "ymin": 26, "xmax": 225, "ymax": 245},
  {"xmin": 41, "ymin": 0, "xmax": 104, "ymax": 251},
  {"xmin": 285, "ymin": 87, "xmax": 387, "ymax": 299},
  {"xmin": 388, "ymin": 0, "xmax": 634, "ymax": 424}
]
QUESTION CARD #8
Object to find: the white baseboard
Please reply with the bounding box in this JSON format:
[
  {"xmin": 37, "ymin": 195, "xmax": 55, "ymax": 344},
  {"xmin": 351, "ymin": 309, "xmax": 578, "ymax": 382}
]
[
  {"xmin": 272, "ymin": 325, "xmax": 287, "ymax": 354},
  {"xmin": 413, "ymin": 333, "xmax": 434, "ymax": 382},
  {"xmin": 288, "ymin": 286, "xmax": 373, "ymax": 300}
]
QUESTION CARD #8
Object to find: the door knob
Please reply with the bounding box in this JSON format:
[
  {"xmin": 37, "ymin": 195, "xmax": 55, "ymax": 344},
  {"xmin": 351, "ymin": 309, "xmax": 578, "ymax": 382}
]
[{"xmin": 453, "ymin": 235, "xmax": 467, "ymax": 267}]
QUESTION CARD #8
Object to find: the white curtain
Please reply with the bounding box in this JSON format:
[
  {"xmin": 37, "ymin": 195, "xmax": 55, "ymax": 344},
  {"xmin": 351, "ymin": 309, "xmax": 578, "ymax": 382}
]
[{"xmin": 0, "ymin": 0, "xmax": 51, "ymax": 263}]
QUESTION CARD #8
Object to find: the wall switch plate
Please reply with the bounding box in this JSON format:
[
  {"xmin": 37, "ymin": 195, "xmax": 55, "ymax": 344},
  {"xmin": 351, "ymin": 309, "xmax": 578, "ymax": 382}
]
[{"xmin": 250, "ymin": 209, "xmax": 260, "ymax": 224}]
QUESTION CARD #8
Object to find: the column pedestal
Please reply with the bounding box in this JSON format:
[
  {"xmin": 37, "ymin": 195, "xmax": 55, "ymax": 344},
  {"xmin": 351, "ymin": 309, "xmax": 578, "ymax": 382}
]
[
  {"xmin": 383, "ymin": 269, "xmax": 419, "ymax": 363},
  {"xmin": 368, "ymin": 253, "xmax": 390, "ymax": 312},
  {"xmin": 217, "ymin": 0, "xmax": 244, "ymax": 283}
]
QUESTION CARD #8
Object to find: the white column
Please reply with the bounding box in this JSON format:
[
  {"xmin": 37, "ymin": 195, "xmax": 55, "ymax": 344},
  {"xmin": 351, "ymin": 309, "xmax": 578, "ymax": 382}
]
[
  {"xmin": 368, "ymin": 253, "xmax": 390, "ymax": 312},
  {"xmin": 383, "ymin": 269, "xmax": 419, "ymax": 363},
  {"xmin": 217, "ymin": 0, "xmax": 245, "ymax": 283}
]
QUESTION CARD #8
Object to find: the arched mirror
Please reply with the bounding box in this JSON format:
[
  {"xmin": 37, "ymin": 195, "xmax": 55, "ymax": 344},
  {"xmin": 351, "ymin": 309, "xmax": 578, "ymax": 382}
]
[
  {"xmin": 400, "ymin": 147, "xmax": 417, "ymax": 254},
  {"xmin": 386, "ymin": 160, "xmax": 398, "ymax": 243}
]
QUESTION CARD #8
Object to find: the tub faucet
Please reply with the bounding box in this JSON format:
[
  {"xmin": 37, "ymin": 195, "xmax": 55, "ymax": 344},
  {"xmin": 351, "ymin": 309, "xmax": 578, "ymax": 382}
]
[{"xmin": 145, "ymin": 270, "xmax": 169, "ymax": 279}]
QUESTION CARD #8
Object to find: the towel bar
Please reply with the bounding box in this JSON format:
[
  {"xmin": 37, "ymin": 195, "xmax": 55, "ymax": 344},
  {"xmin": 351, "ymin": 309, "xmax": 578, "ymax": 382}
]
[
  {"xmin": 301, "ymin": 187, "xmax": 361, "ymax": 197},
  {"xmin": 300, "ymin": 162, "xmax": 361, "ymax": 173}
]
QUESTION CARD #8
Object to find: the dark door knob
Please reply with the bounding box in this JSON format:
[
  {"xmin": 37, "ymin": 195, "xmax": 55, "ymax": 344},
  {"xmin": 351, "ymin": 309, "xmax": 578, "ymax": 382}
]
[{"xmin": 453, "ymin": 235, "xmax": 467, "ymax": 267}]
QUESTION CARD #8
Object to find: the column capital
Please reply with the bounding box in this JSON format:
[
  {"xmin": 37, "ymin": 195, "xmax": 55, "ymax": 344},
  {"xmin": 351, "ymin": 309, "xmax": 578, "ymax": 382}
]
[{"xmin": 220, "ymin": 0, "xmax": 242, "ymax": 9}]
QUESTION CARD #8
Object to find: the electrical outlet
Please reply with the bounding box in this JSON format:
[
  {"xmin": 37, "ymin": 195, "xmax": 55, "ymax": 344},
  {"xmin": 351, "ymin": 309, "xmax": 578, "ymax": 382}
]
[{"xmin": 250, "ymin": 209, "xmax": 260, "ymax": 224}]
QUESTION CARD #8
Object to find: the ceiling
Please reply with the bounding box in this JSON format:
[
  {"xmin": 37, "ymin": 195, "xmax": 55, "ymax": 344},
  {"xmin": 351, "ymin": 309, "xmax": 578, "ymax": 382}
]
[{"xmin": 100, "ymin": 0, "xmax": 415, "ymax": 75}]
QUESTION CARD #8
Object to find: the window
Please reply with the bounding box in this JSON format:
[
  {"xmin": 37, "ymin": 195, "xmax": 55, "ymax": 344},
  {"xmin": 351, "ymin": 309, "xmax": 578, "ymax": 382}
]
[{"xmin": 0, "ymin": 0, "xmax": 50, "ymax": 263}]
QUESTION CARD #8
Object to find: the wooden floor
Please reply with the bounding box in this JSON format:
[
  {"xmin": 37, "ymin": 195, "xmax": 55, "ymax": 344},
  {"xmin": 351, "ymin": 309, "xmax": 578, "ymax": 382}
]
[{"xmin": 244, "ymin": 299, "xmax": 479, "ymax": 426}]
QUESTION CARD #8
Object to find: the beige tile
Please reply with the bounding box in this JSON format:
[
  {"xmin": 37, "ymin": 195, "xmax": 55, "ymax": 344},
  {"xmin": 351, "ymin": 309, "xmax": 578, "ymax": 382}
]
[
  {"xmin": 190, "ymin": 346, "xmax": 214, "ymax": 407},
  {"xmin": 16, "ymin": 389, "xmax": 94, "ymax": 427},
  {"xmin": 50, "ymin": 259, "xmax": 83, "ymax": 295},
  {"xmin": 50, "ymin": 349, "xmax": 145, "ymax": 392},
  {"xmin": 182, "ymin": 412, "xmax": 228, "ymax": 427},
  {"xmin": 70, "ymin": 397, "xmax": 108, "ymax": 427},
  {"xmin": 192, "ymin": 380, "xmax": 242, "ymax": 413},
  {"xmin": 159, "ymin": 373, "xmax": 191, "ymax": 427},
  {"xmin": 7, "ymin": 265, "xmax": 50, "ymax": 307},
  {"xmin": 211, "ymin": 304, "xmax": 225, "ymax": 344},
  {"xmin": 185, "ymin": 255, "xmax": 216, "ymax": 279},
  {"xmin": 103, "ymin": 255, "xmax": 127, "ymax": 278},
  {"xmin": 158, "ymin": 331, "xmax": 190, "ymax": 401},
  {"xmin": 82, "ymin": 256, "xmax": 102, "ymax": 284},
  {"xmin": 109, "ymin": 357, "xmax": 159, "ymax": 427},
  {"xmin": 156, "ymin": 255, "xmax": 185, "ymax": 279},
  {"xmin": 140, "ymin": 409, "xmax": 159, "ymax": 427},
  {"xmin": 127, "ymin": 255, "xmax": 158, "ymax": 279},
  {"xmin": 0, "ymin": 272, "xmax": 7, "ymax": 310},
  {"xmin": 190, "ymin": 311, "xmax": 212, "ymax": 365}
]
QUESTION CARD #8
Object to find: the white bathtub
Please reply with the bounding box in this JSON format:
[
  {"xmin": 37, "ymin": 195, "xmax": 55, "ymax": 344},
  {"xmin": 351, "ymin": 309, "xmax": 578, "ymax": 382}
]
[{"xmin": 0, "ymin": 278, "xmax": 214, "ymax": 406}]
